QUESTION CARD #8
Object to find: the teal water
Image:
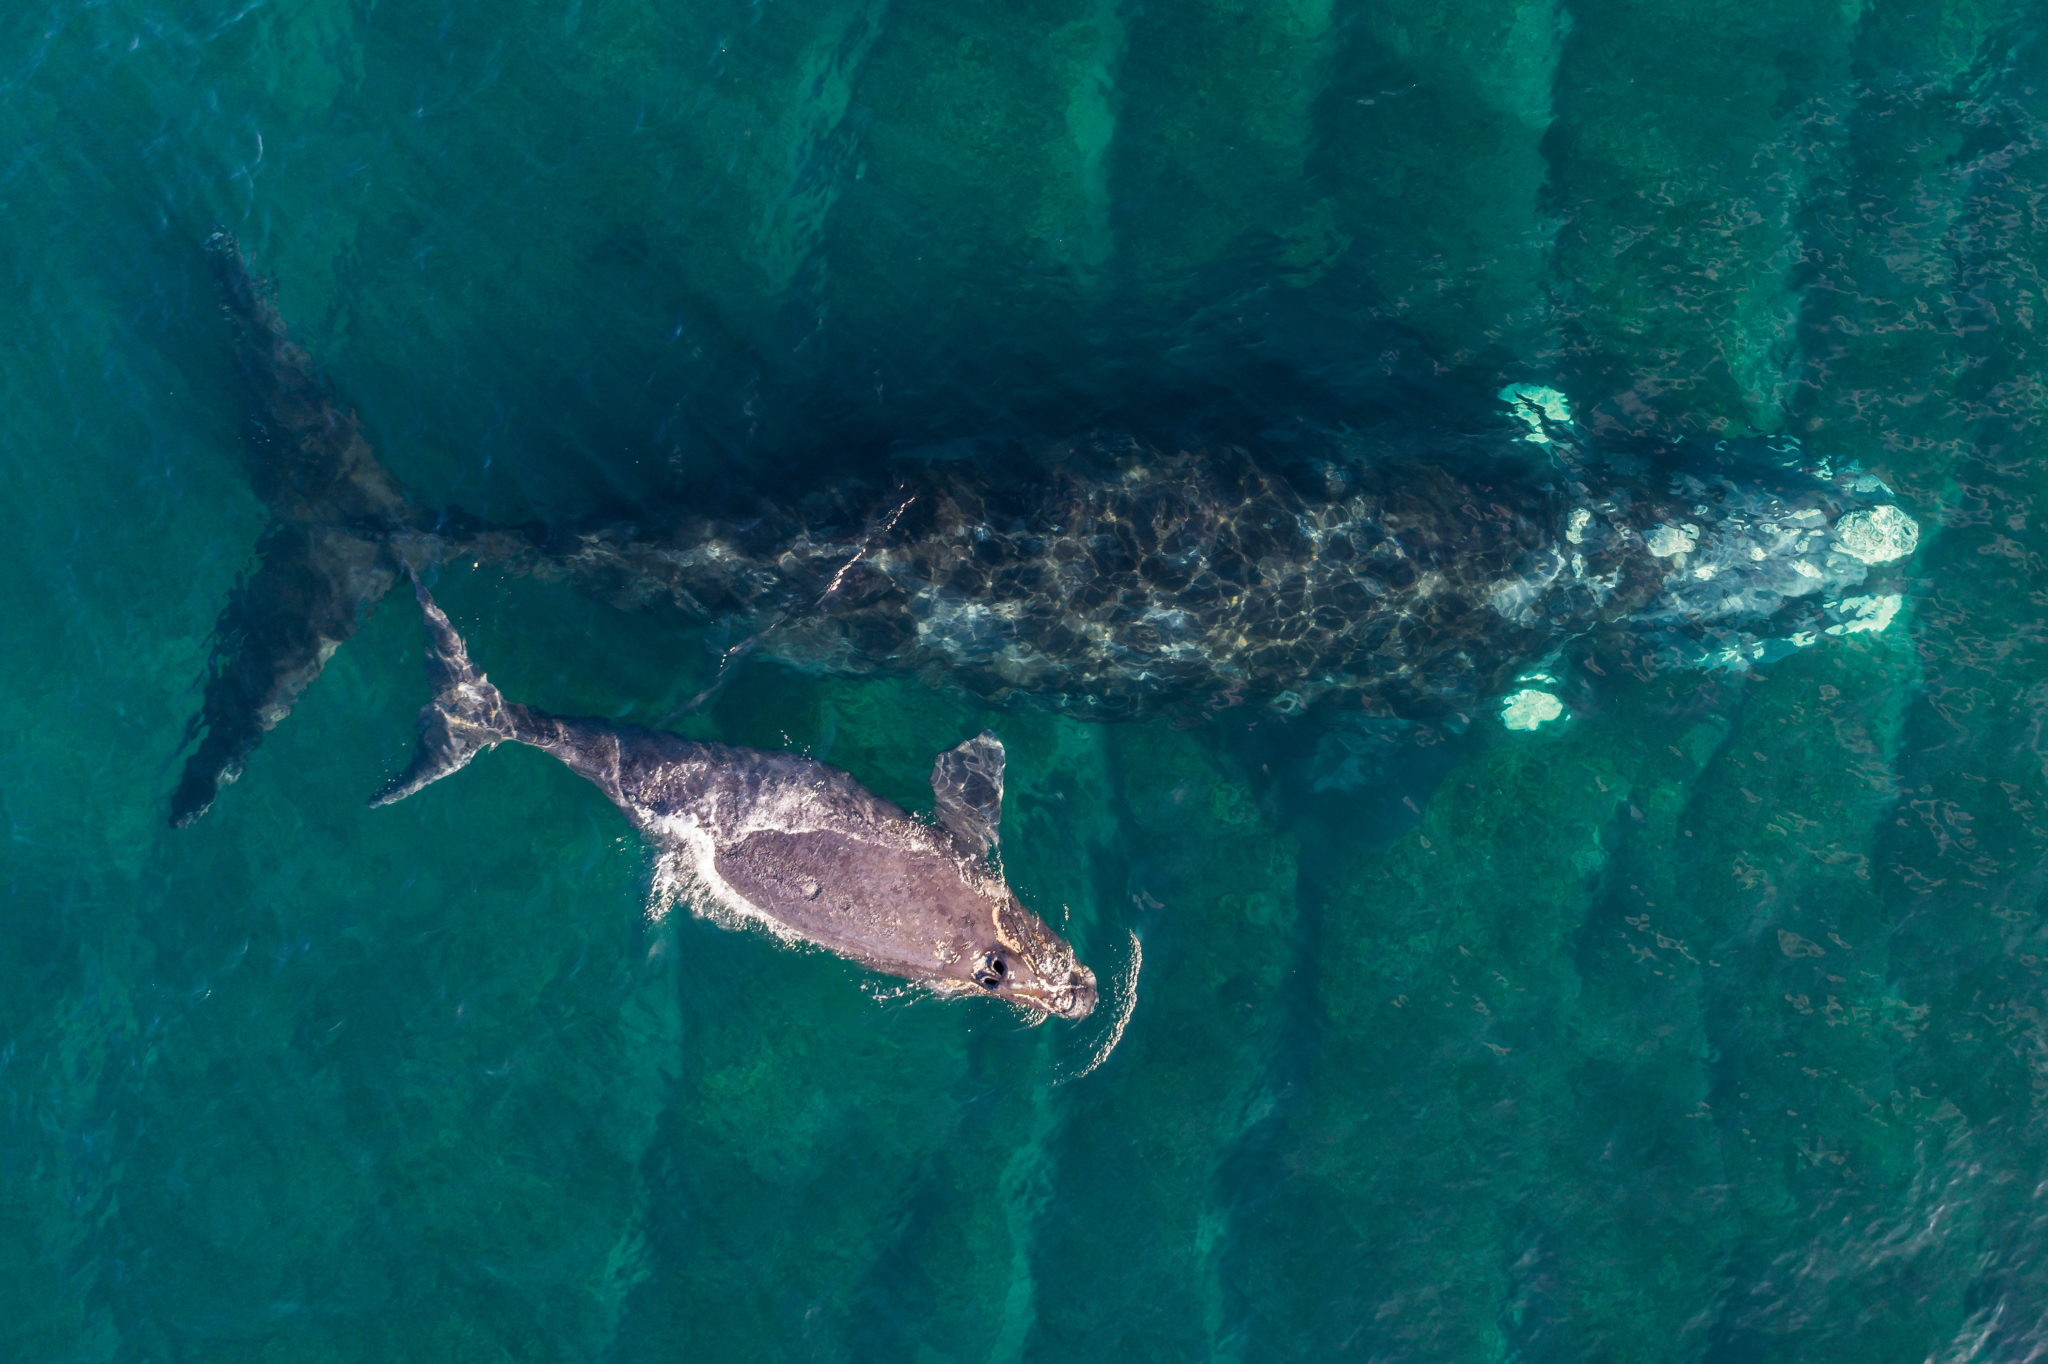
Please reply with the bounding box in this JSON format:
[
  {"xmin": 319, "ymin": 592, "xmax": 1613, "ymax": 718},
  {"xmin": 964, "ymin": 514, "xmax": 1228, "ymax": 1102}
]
[{"xmin": 5, "ymin": 2, "xmax": 2048, "ymax": 1360}]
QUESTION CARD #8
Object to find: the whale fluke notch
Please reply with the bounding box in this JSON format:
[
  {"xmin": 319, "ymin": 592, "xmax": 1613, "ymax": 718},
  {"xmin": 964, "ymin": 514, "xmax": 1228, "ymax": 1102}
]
[
  {"xmin": 369, "ymin": 579, "xmax": 516, "ymax": 807},
  {"xmin": 169, "ymin": 233, "xmax": 422, "ymax": 826},
  {"xmin": 930, "ymin": 731, "xmax": 1006, "ymax": 860}
]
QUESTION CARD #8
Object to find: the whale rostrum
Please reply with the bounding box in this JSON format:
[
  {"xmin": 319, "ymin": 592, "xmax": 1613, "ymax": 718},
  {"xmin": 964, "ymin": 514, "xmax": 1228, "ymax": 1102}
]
[
  {"xmin": 374, "ymin": 577, "xmax": 1096, "ymax": 1019},
  {"xmin": 171, "ymin": 233, "xmax": 1921, "ymax": 826}
]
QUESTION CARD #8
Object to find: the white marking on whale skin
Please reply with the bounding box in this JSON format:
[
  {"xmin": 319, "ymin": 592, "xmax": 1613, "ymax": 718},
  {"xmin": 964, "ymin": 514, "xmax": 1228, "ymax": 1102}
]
[
  {"xmin": 1833, "ymin": 505, "xmax": 1920, "ymax": 564},
  {"xmin": 642, "ymin": 769, "xmax": 845, "ymax": 936},
  {"xmin": 1500, "ymin": 689, "xmax": 1565, "ymax": 731},
  {"xmin": 638, "ymin": 756, "xmax": 1016, "ymax": 997},
  {"xmin": 645, "ymin": 821, "xmax": 805, "ymax": 945},
  {"xmin": 1645, "ymin": 523, "xmax": 1702, "ymax": 558},
  {"xmin": 1061, "ymin": 931, "xmax": 1142, "ymax": 1084},
  {"xmin": 1825, "ymin": 592, "xmax": 1904, "ymax": 636},
  {"xmin": 1499, "ymin": 383, "xmax": 1573, "ymax": 444}
]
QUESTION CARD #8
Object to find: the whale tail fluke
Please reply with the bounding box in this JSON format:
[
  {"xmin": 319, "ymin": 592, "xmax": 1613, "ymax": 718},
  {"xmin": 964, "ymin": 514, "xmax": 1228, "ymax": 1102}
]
[
  {"xmin": 201, "ymin": 230, "xmax": 418, "ymax": 528},
  {"xmin": 370, "ymin": 578, "xmax": 518, "ymax": 807},
  {"xmin": 169, "ymin": 523, "xmax": 402, "ymax": 826},
  {"xmin": 171, "ymin": 233, "xmax": 427, "ymax": 826}
]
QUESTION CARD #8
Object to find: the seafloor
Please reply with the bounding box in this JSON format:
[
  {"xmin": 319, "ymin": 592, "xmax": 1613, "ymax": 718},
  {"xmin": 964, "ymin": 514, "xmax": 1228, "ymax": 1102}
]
[{"xmin": 4, "ymin": 1, "xmax": 2048, "ymax": 1360}]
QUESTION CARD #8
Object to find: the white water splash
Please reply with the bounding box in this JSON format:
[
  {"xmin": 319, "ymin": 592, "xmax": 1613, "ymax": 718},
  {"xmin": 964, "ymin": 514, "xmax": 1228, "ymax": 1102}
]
[{"xmin": 1062, "ymin": 931, "xmax": 1143, "ymax": 1083}]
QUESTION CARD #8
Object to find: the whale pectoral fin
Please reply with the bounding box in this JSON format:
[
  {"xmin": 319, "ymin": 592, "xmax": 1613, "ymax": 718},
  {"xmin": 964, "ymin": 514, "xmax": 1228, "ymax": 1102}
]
[
  {"xmin": 170, "ymin": 523, "xmax": 398, "ymax": 826},
  {"xmin": 930, "ymin": 730, "xmax": 1005, "ymax": 860}
]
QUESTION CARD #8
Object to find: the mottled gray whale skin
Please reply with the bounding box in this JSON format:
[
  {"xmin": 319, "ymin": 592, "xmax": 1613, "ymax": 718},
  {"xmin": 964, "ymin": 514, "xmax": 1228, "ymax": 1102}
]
[
  {"xmin": 172, "ymin": 234, "xmax": 1921, "ymax": 823},
  {"xmin": 375, "ymin": 579, "xmax": 1097, "ymax": 1020}
]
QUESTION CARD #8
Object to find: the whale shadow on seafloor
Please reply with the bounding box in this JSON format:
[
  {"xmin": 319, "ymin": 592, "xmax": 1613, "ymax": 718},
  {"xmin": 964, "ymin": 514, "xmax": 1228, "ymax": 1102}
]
[{"xmin": 167, "ymin": 233, "xmax": 1923, "ymax": 830}]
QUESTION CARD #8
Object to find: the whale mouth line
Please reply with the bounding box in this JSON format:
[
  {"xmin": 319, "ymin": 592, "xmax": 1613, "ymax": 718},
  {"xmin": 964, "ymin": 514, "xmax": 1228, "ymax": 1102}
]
[{"xmin": 1011, "ymin": 971, "xmax": 1098, "ymax": 1020}]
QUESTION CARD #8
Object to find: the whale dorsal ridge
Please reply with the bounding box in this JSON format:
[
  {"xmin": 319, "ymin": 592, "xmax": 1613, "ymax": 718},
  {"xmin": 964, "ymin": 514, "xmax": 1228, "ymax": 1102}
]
[{"xmin": 931, "ymin": 731, "xmax": 1006, "ymax": 860}]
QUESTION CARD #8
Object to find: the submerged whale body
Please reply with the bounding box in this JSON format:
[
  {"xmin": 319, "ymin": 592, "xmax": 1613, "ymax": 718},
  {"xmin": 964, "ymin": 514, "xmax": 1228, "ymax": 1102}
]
[
  {"xmin": 169, "ymin": 234, "xmax": 1922, "ymax": 825},
  {"xmin": 376, "ymin": 578, "xmax": 1096, "ymax": 1018}
]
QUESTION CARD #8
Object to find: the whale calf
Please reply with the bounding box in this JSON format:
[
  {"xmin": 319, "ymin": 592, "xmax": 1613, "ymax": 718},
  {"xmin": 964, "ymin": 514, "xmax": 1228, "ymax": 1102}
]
[
  {"xmin": 375, "ymin": 577, "xmax": 1097, "ymax": 1019},
  {"xmin": 171, "ymin": 234, "xmax": 1922, "ymax": 824}
]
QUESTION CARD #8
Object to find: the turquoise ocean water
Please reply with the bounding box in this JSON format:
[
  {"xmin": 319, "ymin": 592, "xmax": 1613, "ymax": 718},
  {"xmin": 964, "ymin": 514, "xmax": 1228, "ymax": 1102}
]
[{"xmin": 5, "ymin": 1, "xmax": 2048, "ymax": 1359}]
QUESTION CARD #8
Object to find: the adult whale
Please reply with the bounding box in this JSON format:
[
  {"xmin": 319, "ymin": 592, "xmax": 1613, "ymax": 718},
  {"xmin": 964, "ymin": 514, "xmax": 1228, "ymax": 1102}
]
[
  {"xmin": 376, "ymin": 575, "xmax": 1097, "ymax": 1019},
  {"xmin": 170, "ymin": 233, "xmax": 1921, "ymax": 825}
]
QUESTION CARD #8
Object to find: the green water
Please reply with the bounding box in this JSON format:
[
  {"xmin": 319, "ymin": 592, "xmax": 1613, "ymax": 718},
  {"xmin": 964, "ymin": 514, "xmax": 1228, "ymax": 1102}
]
[{"xmin": 4, "ymin": 1, "xmax": 2048, "ymax": 1359}]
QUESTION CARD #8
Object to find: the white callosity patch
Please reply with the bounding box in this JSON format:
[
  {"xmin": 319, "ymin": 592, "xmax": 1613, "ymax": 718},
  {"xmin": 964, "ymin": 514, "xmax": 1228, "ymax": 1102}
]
[
  {"xmin": 1645, "ymin": 523, "xmax": 1702, "ymax": 557},
  {"xmin": 1602, "ymin": 458, "xmax": 1924, "ymax": 677},
  {"xmin": 1552, "ymin": 505, "xmax": 1621, "ymax": 598},
  {"xmin": 1500, "ymin": 688, "xmax": 1565, "ymax": 731},
  {"xmin": 1499, "ymin": 383, "xmax": 1573, "ymax": 444},
  {"xmin": 1704, "ymin": 590, "xmax": 1905, "ymax": 668},
  {"xmin": 1825, "ymin": 593, "xmax": 1903, "ymax": 636},
  {"xmin": 1640, "ymin": 478, "xmax": 1917, "ymax": 630},
  {"xmin": 1833, "ymin": 504, "xmax": 1920, "ymax": 564},
  {"xmin": 1704, "ymin": 640, "xmax": 1771, "ymax": 669}
]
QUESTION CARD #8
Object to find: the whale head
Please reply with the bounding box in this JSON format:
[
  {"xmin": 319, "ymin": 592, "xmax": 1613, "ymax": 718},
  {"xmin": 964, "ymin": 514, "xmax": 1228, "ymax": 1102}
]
[
  {"xmin": 920, "ymin": 731, "xmax": 1097, "ymax": 1019},
  {"xmin": 960, "ymin": 895, "xmax": 1098, "ymax": 1020}
]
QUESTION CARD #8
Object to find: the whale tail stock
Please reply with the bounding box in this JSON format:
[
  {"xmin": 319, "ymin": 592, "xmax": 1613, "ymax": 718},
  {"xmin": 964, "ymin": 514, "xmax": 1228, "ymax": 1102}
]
[
  {"xmin": 369, "ymin": 576, "xmax": 519, "ymax": 807},
  {"xmin": 170, "ymin": 233, "xmax": 426, "ymax": 826}
]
